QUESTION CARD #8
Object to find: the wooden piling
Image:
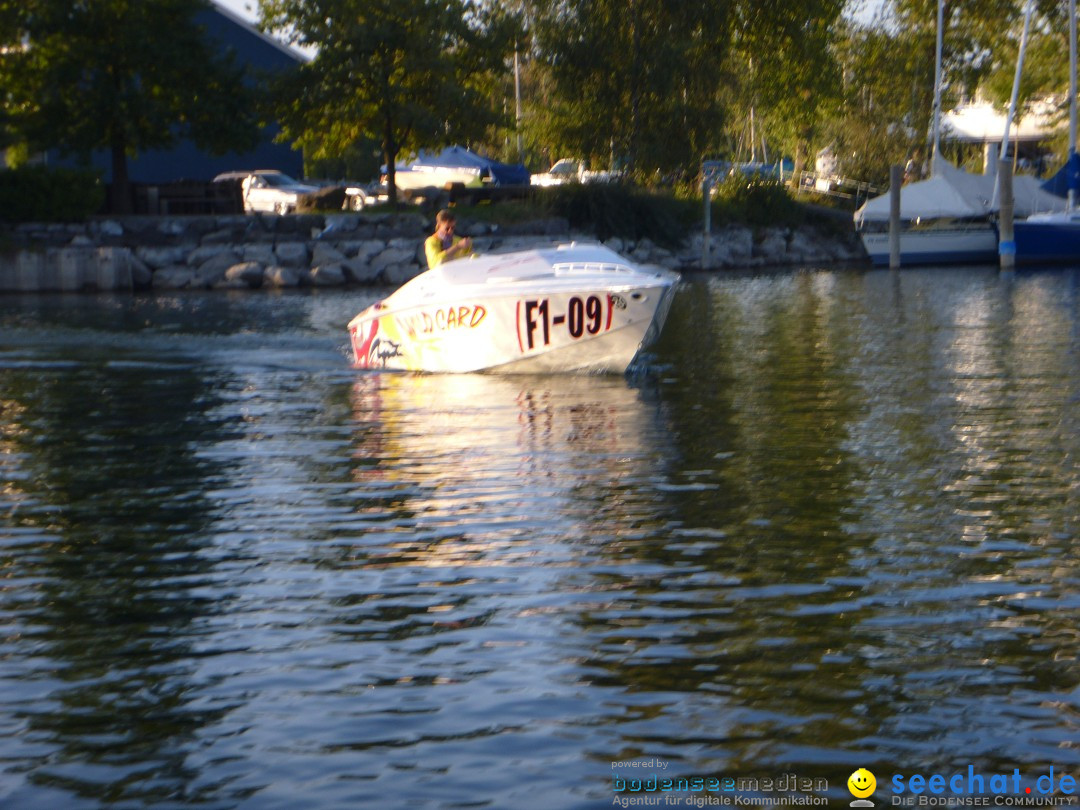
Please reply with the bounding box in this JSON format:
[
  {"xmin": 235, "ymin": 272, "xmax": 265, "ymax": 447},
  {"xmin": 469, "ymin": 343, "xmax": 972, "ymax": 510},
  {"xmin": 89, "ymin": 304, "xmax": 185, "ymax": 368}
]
[
  {"xmin": 889, "ymin": 165, "xmax": 903, "ymax": 269},
  {"xmin": 998, "ymin": 159, "xmax": 1015, "ymax": 270},
  {"xmin": 702, "ymin": 176, "xmax": 712, "ymax": 268}
]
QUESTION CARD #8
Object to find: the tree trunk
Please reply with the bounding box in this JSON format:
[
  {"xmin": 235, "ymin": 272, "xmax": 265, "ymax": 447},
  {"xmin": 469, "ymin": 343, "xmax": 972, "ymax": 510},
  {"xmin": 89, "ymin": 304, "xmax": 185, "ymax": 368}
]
[
  {"xmin": 383, "ymin": 112, "xmax": 398, "ymax": 208},
  {"xmin": 790, "ymin": 136, "xmax": 808, "ymax": 188}
]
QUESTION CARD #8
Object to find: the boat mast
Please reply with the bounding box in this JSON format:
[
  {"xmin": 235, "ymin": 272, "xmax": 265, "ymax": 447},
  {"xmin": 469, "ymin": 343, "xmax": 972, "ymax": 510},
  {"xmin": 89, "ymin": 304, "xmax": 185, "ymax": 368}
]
[
  {"xmin": 1070, "ymin": 0, "xmax": 1077, "ymax": 209},
  {"xmin": 1001, "ymin": 0, "xmax": 1035, "ymax": 167},
  {"xmin": 929, "ymin": 0, "xmax": 945, "ymax": 172}
]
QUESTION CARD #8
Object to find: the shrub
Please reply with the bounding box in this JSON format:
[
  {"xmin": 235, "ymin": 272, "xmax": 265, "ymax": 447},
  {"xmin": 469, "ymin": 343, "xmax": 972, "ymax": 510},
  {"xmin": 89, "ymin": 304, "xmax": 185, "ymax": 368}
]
[
  {"xmin": 710, "ymin": 174, "xmax": 805, "ymax": 228},
  {"xmin": 297, "ymin": 184, "xmax": 347, "ymax": 213},
  {"xmin": 532, "ymin": 183, "xmax": 695, "ymax": 247},
  {"xmin": 0, "ymin": 165, "xmax": 105, "ymax": 223}
]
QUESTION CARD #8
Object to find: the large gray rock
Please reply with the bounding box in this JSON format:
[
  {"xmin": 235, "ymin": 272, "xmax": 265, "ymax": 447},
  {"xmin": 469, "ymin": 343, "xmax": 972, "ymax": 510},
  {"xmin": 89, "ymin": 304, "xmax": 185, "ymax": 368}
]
[
  {"xmin": 310, "ymin": 264, "xmax": 347, "ymax": 286},
  {"xmin": 371, "ymin": 246, "xmax": 417, "ymax": 273},
  {"xmin": 386, "ymin": 237, "xmax": 418, "ymax": 252},
  {"xmin": 275, "ymin": 241, "xmax": 310, "ymax": 267},
  {"xmin": 153, "ymin": 266, "xmax": 198, "ymax": 289},
  {"xmin": 242, "ymin": 244, "xmax": 277, "ymax": 266},
  {"xmin": 754, "ymin": 229, "xmax": 789, "ymax": 262},
  {"xmin": 320, "ymin": 213, "xmax": 361, "ymax": 234},
  {"xmin": 341, "ymin": 258, "xmax": 381, "ymax": 284},
  {"xmin": 136, "ymin": 245, "xmax": 191, "ymax": 269},
  {"xmin": 130, "ymin": 253, "xmax": 154, "ymax": 289},
  {"xmin": 723, "ymin": 227, "xmax": 754, "ymax": 264},
  {"xmin": 382, "ymin": 263, "xmax": 422, "ymax": 284},
  {"xmin": 349, "ymin": 240, "xmax": 386, "ymax": 263},
  {"xmin": 196, "ymin": 252, "xmax": 241, "ymax": 287},
  {"xmin": 312, "ymin": 243, "xmax": 348, "ymax": 266},
  {"xmin": 264, "ymin": 265, "xmax": 301, "ymax": 287},
  {"xmin": 225, "ymin": 261, "xmax": 265, "ymax": 287},
  {"xmin": 187, "ymin": 245, "xmax": 237, "ymax": 267}
]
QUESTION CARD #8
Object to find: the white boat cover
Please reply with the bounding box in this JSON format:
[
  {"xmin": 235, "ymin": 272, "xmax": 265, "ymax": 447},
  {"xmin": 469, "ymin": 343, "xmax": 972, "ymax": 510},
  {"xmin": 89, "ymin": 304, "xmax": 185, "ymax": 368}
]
[{"xmin": 854, "ymin": 159, "xmax": 1066, "ymax": 227}]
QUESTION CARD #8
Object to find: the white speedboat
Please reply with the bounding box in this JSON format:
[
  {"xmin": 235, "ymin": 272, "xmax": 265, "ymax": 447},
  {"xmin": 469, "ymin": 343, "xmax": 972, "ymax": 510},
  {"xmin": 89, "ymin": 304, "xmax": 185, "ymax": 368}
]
[{"xmin": 347, "ymin": 243, "xmax": 679, "ymax": 374}]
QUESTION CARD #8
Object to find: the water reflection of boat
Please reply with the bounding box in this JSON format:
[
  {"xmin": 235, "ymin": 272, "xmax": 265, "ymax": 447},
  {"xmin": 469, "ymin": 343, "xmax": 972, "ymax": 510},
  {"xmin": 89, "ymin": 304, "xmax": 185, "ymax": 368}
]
[
  {"xmin": 347, "ymin": 373, "xmax": 659, "ymax": 569},
  {"xmin": 347, "ymin": 243, "xmax": 678, "ymax": 374}
]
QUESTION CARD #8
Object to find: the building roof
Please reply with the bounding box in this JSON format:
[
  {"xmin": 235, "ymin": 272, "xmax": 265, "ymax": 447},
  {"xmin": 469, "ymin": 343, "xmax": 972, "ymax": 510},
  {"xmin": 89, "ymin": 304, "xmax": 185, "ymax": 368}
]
[{"xmin": 209, "ymin": 0, "xmax": 308, "ymax": 62}]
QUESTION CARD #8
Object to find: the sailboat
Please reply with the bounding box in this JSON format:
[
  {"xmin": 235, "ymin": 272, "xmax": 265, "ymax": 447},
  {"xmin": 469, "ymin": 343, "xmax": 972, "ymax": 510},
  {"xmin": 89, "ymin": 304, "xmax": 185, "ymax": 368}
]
[
  {"xmin": 1012, "ymin": 0, "xmax": 1080, "ymax": 264},
  {"xmin": 854, "ymin": 0, "xmax": 1065, "ymax": 266}
]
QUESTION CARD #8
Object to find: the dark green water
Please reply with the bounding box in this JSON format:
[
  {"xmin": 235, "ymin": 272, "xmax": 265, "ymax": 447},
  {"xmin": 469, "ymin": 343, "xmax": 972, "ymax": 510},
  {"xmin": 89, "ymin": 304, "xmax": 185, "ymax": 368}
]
[{"xmin": 1, "ymin": 267, "xmax": 1078, "ymax": 809}]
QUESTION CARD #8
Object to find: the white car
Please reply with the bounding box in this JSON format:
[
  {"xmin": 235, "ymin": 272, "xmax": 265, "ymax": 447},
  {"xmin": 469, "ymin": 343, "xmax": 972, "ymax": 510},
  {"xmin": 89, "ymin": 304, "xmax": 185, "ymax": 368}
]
[
  {"xmin": 531, "ymin": 158, "xmax": 623, "ymax": 187},
  {"xmin": 214, "ymin": 170, "xmax": 319, "ymax": 215},
  {"xmin": 343, "ymin": 181, "xmax": 387, "ymax": 211}
]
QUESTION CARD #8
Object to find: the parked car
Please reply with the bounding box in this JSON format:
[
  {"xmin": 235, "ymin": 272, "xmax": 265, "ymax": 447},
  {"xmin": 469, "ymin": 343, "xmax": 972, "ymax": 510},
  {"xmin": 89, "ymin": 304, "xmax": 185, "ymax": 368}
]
[
  {"xmin": 531, "ymin": 158, "xmax": 623, "ymax": 187},
  {"xmin": 343, "ymin": 181, "xmax": 387, "ymax": 211},
  {"xmin": 213, "ymin": 170, "xmax": 320, "ymax": 215}
]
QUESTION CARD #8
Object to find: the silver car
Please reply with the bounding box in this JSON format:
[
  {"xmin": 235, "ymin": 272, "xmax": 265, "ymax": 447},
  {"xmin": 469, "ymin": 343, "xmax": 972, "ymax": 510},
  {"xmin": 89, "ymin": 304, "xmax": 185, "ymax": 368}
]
[{"xmin": 214, "ymin": 170, "xmax": 319, "ymax": 215}]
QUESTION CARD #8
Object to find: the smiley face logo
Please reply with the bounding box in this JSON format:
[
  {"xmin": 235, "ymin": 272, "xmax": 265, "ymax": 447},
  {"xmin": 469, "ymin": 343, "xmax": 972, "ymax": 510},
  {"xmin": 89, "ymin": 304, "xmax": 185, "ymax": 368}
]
[{"xmin": 848, "ymin": 768, "xmax": 877, "ymax": 799}]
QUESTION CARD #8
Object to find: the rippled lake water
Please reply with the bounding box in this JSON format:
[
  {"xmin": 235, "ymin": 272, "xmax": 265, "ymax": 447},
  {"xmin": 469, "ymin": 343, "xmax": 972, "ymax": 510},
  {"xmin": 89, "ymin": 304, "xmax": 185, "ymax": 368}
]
[{"xmin": 1, "ymin": 266, "xmax": 1078, "ymax": 810}]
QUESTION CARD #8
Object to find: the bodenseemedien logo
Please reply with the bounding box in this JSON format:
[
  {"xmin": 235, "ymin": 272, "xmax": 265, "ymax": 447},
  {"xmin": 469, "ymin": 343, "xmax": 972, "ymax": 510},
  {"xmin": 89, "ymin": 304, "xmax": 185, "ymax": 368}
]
[{"xmin": 849, "ymin": 768, "xmax": 877, "ymax": 807}]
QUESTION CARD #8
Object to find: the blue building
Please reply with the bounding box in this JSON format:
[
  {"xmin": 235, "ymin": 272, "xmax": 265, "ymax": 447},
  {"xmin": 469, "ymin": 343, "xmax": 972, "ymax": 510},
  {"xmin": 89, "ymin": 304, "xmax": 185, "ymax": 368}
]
[{"xmin": 52, "ymin": 1, "xmax": 305, "ymax": 183}]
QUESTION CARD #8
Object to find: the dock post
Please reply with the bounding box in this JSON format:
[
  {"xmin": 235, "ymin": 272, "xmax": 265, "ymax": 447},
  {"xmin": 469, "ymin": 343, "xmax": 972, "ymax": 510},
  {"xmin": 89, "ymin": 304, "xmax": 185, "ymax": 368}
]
[
  {"xmin": 889, "ymin": 165, "xmax": 903, "ymax": 269},
  {"xmin": 998, "ymin": 159, "xmax": 1015, "ymax": 270},
  {"xmin": 702, "ymin": 175, "xmax": 711, "ymax": 269}
]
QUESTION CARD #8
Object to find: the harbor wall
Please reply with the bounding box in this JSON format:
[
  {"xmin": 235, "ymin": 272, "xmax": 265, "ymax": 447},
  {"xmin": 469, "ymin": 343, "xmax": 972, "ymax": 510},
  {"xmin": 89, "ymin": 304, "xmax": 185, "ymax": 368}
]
[{"xmin": 0, "ymin": 212, "xmax": 866, "ymax": 293}]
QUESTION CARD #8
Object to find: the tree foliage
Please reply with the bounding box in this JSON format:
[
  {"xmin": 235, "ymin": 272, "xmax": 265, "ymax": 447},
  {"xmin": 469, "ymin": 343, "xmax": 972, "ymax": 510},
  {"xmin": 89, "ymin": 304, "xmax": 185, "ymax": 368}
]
[
  {"xmin": 3, "ymin": 0, "xmax": 1070, "ymax": 219},
  {"xmin": 729, "ymin": 0, "xmax": 846, "ymax": 179},
  {"xmin": 258, "ymin": 0, "xmax": 515, "ymax": 204},
  {"xmin": 524, "ymin": 0, "xmax": 734, "ymax": 178},
  {"xmin": 0, "ymin": 0, "xmax": 260, "ymax": 213}
]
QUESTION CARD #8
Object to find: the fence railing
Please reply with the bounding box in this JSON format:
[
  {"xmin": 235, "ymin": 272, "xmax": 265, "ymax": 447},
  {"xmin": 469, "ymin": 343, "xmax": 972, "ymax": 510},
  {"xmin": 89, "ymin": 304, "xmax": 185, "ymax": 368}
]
[{"xmin": 787, "ymin": 171, "xmax": 884, "ymax": 209}]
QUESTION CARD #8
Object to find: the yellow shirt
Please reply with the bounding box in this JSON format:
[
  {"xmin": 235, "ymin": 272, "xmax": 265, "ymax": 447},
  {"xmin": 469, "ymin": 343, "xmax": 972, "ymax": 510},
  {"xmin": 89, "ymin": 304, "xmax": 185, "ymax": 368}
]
[{"xmin": 425, "ymin": 233, "xmax": 473, "ymax": 268}]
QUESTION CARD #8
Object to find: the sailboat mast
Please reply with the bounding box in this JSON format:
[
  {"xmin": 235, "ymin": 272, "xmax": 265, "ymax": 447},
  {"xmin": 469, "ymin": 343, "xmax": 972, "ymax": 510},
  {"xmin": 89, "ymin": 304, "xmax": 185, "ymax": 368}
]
[
  {"xmin": 929, "ymin": 0, "xmax": 945, "ymax": 169},
  {"xmin": 1070, "ymin": 0, "xmax": 1077, "ymax": 209},
  {"xmin": 1002, "ymin": 0, "xmax": 1035, "ymax": 165}
]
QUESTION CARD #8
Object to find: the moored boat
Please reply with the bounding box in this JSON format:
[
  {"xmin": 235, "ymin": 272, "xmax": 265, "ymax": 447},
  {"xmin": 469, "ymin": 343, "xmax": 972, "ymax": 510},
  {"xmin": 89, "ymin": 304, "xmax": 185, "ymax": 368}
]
[
  {"xmin": 1012, "ymin": 0, "xmax": 1080, "ymax": 265},
  {"xmin": 1013, "ymin": 206, "xmax": 1080, "ymax": 264},
  {"xmin": 347, "ymin": 243, "xmax": 679, "ymax": 374}
]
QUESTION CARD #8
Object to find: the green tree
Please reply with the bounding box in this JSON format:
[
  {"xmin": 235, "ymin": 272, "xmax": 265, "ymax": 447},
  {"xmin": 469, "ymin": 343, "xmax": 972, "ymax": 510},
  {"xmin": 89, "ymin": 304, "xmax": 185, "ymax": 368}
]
[
  {"xmin": 0, "ymin": 0, "xmax": 261, "ymax": 213},
  {"xmin": 821, "ymin": 0, "xmax": 1040, "ymax": 184},
  {"xmin": 889, "ymin": 0, "xmax": 1024, "ymax": 159},
  {"xmin": 982, "ymin": 0, "xmax": 1073, "ymax": 168},
  {"xmin": 824, "ymin": 20, "xmax": 927, "ymax": 185},
  {"xmin": 525, "ymin": 0, "xmax": 733, "ymax": 179},
  {"xmin": 731, "ymin": 0, "xmax": 846, "ymax": 181},
  {"xmin": 258, "ymin": 0, "xmax": 515, "ymax": 206}
]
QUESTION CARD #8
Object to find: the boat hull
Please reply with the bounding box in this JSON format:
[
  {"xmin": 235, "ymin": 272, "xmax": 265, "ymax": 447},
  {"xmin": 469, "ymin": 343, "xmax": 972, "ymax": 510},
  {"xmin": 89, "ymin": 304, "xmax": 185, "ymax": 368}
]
[
  {"xmin": 393, "ymin": 166, "xmax": 481, "ymax": 191},
  {"xmin": 1013, "ymin": 217, "xmax": 1080, "ymax": 264},
  {"xmin": 859, "ymin": 225, "xmax": 998, "ymax": 266},
  {"xmin": 349, "ymin": 282, "xmax": 676, "ymax": 374}
]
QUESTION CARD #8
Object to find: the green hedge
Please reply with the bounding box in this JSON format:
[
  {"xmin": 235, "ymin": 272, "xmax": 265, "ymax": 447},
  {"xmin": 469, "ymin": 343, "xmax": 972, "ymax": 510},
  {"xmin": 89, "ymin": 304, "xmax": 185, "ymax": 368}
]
[
  {"xmin": 532, "ymin": 183, "xmax": 695, "ymax": 247},
  {"xmin": 0, "ymin": 165, "xmax": 106, "ymax": 223},
  {"xmin": 709, "ymin": 174, "xmax": 805, "ymax": 228},
  {"xmin": 528, "ymin": 177, "xmax": 809, "ymax": 245}
]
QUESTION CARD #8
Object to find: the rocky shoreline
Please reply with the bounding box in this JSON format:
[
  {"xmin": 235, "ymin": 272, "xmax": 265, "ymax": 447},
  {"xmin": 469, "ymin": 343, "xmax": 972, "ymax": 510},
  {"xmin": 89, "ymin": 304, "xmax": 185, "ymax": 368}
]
[{"xmin": 0, "ymin": 211, "xmax": 868, "ymax": 293}]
